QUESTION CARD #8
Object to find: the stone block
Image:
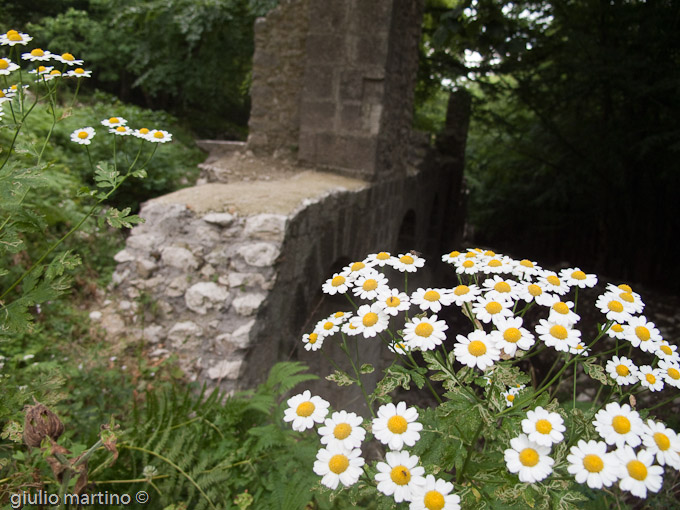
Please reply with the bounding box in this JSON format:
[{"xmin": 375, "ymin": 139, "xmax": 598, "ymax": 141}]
[
  {"xmin": 354, "ymin": 35, "xmax": 389, "ymax": 66},
  {"xmin": 305, "ymin": 34, "xmax": 345, "ymax": 64},
  {"xmin": 302, "ymin": 66, "xmax": 334, "ymax": 100},
  {"xmin": 207, "ymin": 359, "xmax": 243, "ymax": 380},
  {"xmin": 113, "ymin": 249, "xmax": 136, "ymax": 263},
  {"xmin": 232, "ymin": 293, "xmax": 267, "ymax": 316},
  {"xmin": 168, "ymin": 321, "xmax": 203, "ymax": 350},
  {"xmin": 299, "ymin": 100, "xmax": 336, "ymax": 131},
  {"xmin": 340, "ymin": 102, "xmax": 363, "ymax": 131},
  {"xmin": 136, "ymin": 258, "xmax": 157, "ymax": 279},
  {"xmin": 309, "ymin": 0, "xmax": 347, "ymax": 31},
  {"xmin": 184, "ymin": 282, "xmax": 229, "ymax": 314},
  {"xmin": 339, "ymin": 70, "xmax": 364, "ymax": 101},
  {"xmin": 161, "ymin": 246, "xmax": 199, "ymax": 270},
  {"xmin": 126, "ymin": 234, "xmax": 164, "ymax": 253},
  {"xmin": 166, "ymin": 276, "xmax": 189, "ymax": 297},
  {"xmin": 237, "ymin": 242, "xmax": 280, "ymax": 267},
  {"xmin": 202, "ymin": 212, "xmax": 235, "ymax": 227},
  {"xmin": 244, "ymin": 214, "xmax": 288, "ymax": 240}
]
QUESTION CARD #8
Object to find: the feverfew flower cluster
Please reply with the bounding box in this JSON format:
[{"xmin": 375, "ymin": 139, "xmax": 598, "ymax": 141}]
[{"xmin": 286, "ymin": 249, "xmax": 678, "ymax": 505}]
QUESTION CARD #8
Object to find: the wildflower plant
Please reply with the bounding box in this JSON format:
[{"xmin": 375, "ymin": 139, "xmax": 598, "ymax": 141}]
[{"xmin": 284, "ymin": 249, "xmax": 680, "ymax": 508}]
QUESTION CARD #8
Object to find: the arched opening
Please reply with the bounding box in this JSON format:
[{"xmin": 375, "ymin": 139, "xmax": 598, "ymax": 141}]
[{"xmin": 396, "ymin": 209, "xmax": 417, "ymax": 254}]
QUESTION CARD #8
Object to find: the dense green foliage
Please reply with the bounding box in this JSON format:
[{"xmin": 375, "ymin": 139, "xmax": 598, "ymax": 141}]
[
  {"xmin": 1, "ymin": 0, "xmax": 279, "ymax": 138},
  {"xmin": 422, "ymin": 0, "xmax": 680, "ymax": 292}
]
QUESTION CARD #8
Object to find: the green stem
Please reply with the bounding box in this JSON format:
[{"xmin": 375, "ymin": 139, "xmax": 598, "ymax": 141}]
[{"xmin": 457, "ymin": 420, "xmax": 484, "ymax": 484}]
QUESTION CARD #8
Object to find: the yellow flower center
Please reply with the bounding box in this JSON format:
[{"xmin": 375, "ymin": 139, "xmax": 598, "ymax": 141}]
[
  {"xmin": 615, "ymin": 364, "xmax": 629, "ymax": 376},
  {"xmin": 654, "ymin": 432, "xmax": 671, "ymax": 451},
  {"xmin": 506, "ymin": 394, "xmax": 515, "ymax": 402},
  {"xmin": 390, "ymin": 465, "xmax": 411, "ymax": 485},
  {"xmin": 635, "ymin": 326, "xmax": 650, "ymax": 342},
  {"xmin": 139, "ymin": 127, "xmax": 150, "ymax": 134},
  {"xmin": 485, "ymin": 301, "xmax": 502, "ymax": 314},
  {"xmin": 607, "ymin": 300, "xmax": 624, "ymax": 313},
  {"xmin": 386, "ymin": 296, "xmax": 400, "ymax": 307},
  {"xmin": 424, "ymin": 490, "xmax": 445, "ymax": 510},
  {"xmin": 0, "ymin": 91, "xmax": 4, "ymax": 98},
  {"xmin": 153, "ymin": 131, "xmax": 165, "ymax": 139},
  {"xmin": 484, "ymin": 250, "xmax": 495, "ymax": 256},
  {"xmin": 37, "ymin": 65, "xmax": 46, "ymax": 73},
  {"xmin": 362, "ymin": 312, "xmax": 379, "ymax": 327},
  {"xmin": 520, "ymin": 259, "xmax": 534, "ymax": 268},
  {"xmin": 549, "ymin": 325, "xmax": 568, "ymax": 340},
  {"xmin": 424, "ymin": 290, "xmax": 440, "ymax": 301},
  {"xmin": 571, "ymin": 270, "xmax": 587, "ymax": 280},
  {"xmin": 296, "ymin": 401, "xmax": 315, "ymax": 417},
  {"xmin": 331, "ymin": 275, "xmax": 345, "ymax": 287},
  {"xmin": 6, "ymin": 30, "xmax": 18, "ymax": 36},
  {"xmin": 109, "ymin": 117, "xmax": 119, "ymax": 124},
  {"xmin": 329, "ymin": 454, "xmax": 349, "ymax": 474},
  {"xmin": 583, "ymin": 454, "xmax": 604, "ymax": 473},
  {"xmin": 333, "ymin": 311, "xmax": 345, "ymax": 318},
  {"xmin": 387, "ymin": 415, "xmax": 408, "ymax": 434},
  {"xmin": 454, "ymin": 285, "xmax": 469, "ymax": 296},
  {"xmin": 618, "ymin": 284, "xmax": 633, "ymax": 293},
  {"xmin": 535, "ymin": 419, "xmax": 552, "ymax": 434},
  {"xmin": 49, "ymin": 70, "xmax": 60, "ymax": 76},
  {"xmin": 308, "ymin": 333, "xmax": 318, "ymax": 344},
  {"xmin": 611, "ymin": 323, "xmax": 624, "ymax": 333},
  {"xmin": 377, "ymin": 251, "xmax": 390, "ymax": 260},
  {"xmin": 488, "ymin": 259, "xmax": 502, "ymax": 267},
  {"xmin": 546, "ymin": 275, "xmax": 561, "ymax": 286},
  {"xmin": 8, "ymin": 33, "xmax": 22, "ymax": 41},
  {"xmin": 323, "ymin": 321, "xmax": 334, "ymax": 330},
  {"xmin": 61, "ymin": 52, "xmax": 75, "ymax": 61},
  {"xmin": 519, "ymin": 448, "xmax": 539, "ymax": 467},
  {"xmin": 30, "ymin": 48, "xmax": 45, "ymax": 57},
  {"xmin": 363, "ymin": 279, "xmax": 378, "ymax": 291},
  {"xmin": 468, "ymin": 340, "xmax": 487, "ymax": 357},
  {"xmin": 552, "ymin": 302, "xmax": 569, "ymax": 315},
  {"xmin": 74, "ymin": 67, "xmax": 85, "ymax": 74},
  {"xmin": 333, "ymin": 423, "xmax": 352, "ymax": 440},
  {"xmin": 0, "ymin": 59, "xmax": 9, "ymax": 70},
  {"xmin": 465, "ymin": 251, "xmax": 477, "ymax": 258},
  {"xmin": 448, "ymin": 250, "xmax": 460, "ymax": 257},
  {"xmin": 619, "ymin": 292, "xmax": 635, "ymax": 303},
  {"xmin": 77, "ymin": 131, "xmax": 89, "ymax": 139},
  {"xmin": 462, "ymin": 260, "xmax": 474, "ymax": 268},
  {"xmin": 627, "ymin": 460, "xmax": 648, "ymax": 481},
  {"xmin": 667, "ymin": 368, "xmax": 680, "ymax": 380},
  {"xmin": 645, "ymin": 373, "xmax": 657, "ymax": 385},
  {"xmin": 494, "ymin": 281, "xmax": 511, "ymax": 293},
  {"xmin": 350, "ymin": 262, "xmax": 364, "ymax": 271},
  {"xmin": 116, "ymin": 126, "xmax": 126, "ymax": 132},
  {"xmin": 503, "ymin": 328, "xmax": 522, "ymax": 343},
  {"xmin": 528, "ymin": 284, "xmax": 542, "ymax": 296},
  {"xmin": 612, "ymin": 415, "xmax": 631, "ymax": 435},
  {"xmin": 400, "ymin": 255, "xmax": 414, "ymax": 265},
  {"xmin": 415, "ymin": 322, "xmax": 434, "ymax": 337}
]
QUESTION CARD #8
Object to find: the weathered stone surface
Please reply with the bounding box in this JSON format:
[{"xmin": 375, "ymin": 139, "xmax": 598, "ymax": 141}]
[
  {"xmin": 142, "ymin": 324, "xmax": 164, "ymax": 344},
  {"xmin": 113, "ymin": 249, "xmax": 136, "ymax": 263},
  {"xmin": 136, "ymin": 258, "xmax": 157, "ymax": 279},
  {"xmin": 167, "ymin": 321, "xmax": 203, "ymax": 348},
  {"xmin": 184, "ymin": 282, "xmax": 229, "ymax": 314},
  {"xmin": 231, "ymin": 320, "xmax": 255, "ymax": 348},
  {"xmin": 161, "ymin": 246, "xmax": 199, "ymax": 270},
  {"xmin": 237, "ymin": 242, "xmax": 280, "ymax": 267},
  {"xmin": 207, "ymin": 359, "xmax": 242, "ymax": 380},
  {"xmin": 126, "ymin": 234, "xmax": 164, "ymax": 253},
  {"xmin": 227, "ymin": 272, "xmax": 267, "ymax": 289},
  {"xmin": 232, "ymin": 293, "xmax": 266, "ymax": 316},
  {"xmin": 202, "ymin": 212, "xmax": 235, "ymax": 226},
  {"xmin": 244, "ymin": 214, "xmax": 287, "ymax": 240}
]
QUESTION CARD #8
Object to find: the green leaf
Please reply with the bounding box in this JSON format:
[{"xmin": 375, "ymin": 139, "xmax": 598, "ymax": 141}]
[
  {"xmin": 326, "ymin": 370, "xmax": 354, "ymax": 387},
  {"xmin": 131, "ymin": 168, "xmax": 148, "ymax": 179},
  {"xmin": 582, "ymin": 358, "xmax": 611, "ymax": 386},
  {"xmin": 94, "ymin": 162, "xmax": 119, "ymax": 190},
  {"xmin": 359, "ymin": 363, "xmax": 374, "ymax": 374},
  {"xmin": 45, "ymin": 250, "xmax": 82, "ymax": 280},
  {"xmin": 103, "ymin": 207, "xmax": 145, "ymax": 229}
]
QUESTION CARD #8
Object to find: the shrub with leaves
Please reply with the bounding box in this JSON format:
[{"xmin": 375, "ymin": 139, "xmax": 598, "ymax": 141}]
[{"xmin": 284, "ymin": 250, "xmax": 680, "ymax": 509}]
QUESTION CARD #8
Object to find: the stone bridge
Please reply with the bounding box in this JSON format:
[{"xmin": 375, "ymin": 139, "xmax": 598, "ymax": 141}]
[{"xmin": 105, "ymin": 0, "xmax": 470, "ymax": 396}]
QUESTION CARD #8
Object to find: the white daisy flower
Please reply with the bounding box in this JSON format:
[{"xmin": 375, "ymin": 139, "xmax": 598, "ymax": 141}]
[
  {"xmin": 605, "ymin": 356, "xmax": 639, "ymax": 386},
  {"xmin": 70, "ymin": 127, "xmax": 95, "ymax": 145},
  {"xmin": 21, "ymin": 48, "xmax": 54, "ymax": 61},
  {"xmin": 365, "ymin": 251, "xmax": 395, "ymax": 267},
  {"xmin": 28, "ymin": 65, "xmax": 52, "ymax": 76},
  {"xmin": 353, "ymin": 271, "xmax": 389, "ymax": 300},
  {"xmin": 375, "ymin": 450, "xmax": 426, "ymax": 503},
  {"xmin": 453, "ymin": 330, "xmax": 500, "ymax": 370},
  {"xmin": 343, "ymin": 260, "xmax": 371, "ymax": 281},
  {"xmin": 393, "ymin": 253, "xmax": 425, "ymax": 273},
  {"xmin": 441, "ymin": 250, "xmax": 462, "ymax": 264},
  {"xmin": 341, "ymin": 319, "xmax": 361, "ymax": 336},
  {"xmin": 302, "ymin": 332, "xmax": 323, "ymax": 351},
  {"xmin": 516, "ymin": 280, "xmax": 555, "ymax": 307},
  {"xmin": 592, "ymin": 402, "xmax": 644, "ymax": 448},
  {"xmin": 389, "ymin": 340, "xmax": 411, "ymax": 355},
  {"xmin": 521, "ymin": 406, "xmax": 566, "ymax": 447},
  {"xmin": 110, "ymin": 125, "xmax": 133, "ymax": 136},
  {"xmin": 607, "ymin": 282, "xmax": 635, "ymax": 294},
  {"xmin": 544, "ymin": 295, "xmax": 580, "ymax": 326},
  {"xmin": 512, "ymin": 258, "xmax": 543, "ymax": 280},
  {"xmin": 489, "ymin": 316, "xmax": 535, "ymax": 357},
  {"xmin": 560, "ymin": 267, "xmax": 598, "ymax": 288},
  {"xmin": 101, "ymin": 116, "xmax": 128, "ymax": 128},
  {"xmin": 615, "ymin": 446, "xmax": 664, "ymax": 499},
  {"xmin": 449, "ymin": 284, "xmax": 481, "ymax": 306},
  {"xmin": 402, "ymin": 315, "xmax": 448, "ymax": 351},
  {"xmin": 322, "ymin": 272, "xmax": 351, "ymax": 295},
  {"xmin": 411, "ymin": 287, "xmax": 455, "ymax": 313},
  {"xmin": 595, "ymin": 292, "xmax": 632, "ymax": 323},
  {"xmin": 454, "ymin": 258, "xmax": 479, "ymax": 275},
  {"xmin": 606, "ymin": 322, "xmax": 627, "ymax": 340},
  {"xmin": 318, "ymin": 410, "xmax": 365, "ymax": 451},
  {"xmin": 314, "ymin": 315, "xmax": 342, "ymax": 339},
  {"xmin": 0, "ymin": 58, "xmax": 19, "ymax": 75},
  {"xmin": 66, "ymin": 67, "xmax": 92, "ymax": 78},
  {"xmin": 54, "ymin": 52, "xmax": 84, "ymax": 66},
  {"xmin": 656, "ymin": 341, "xmax": 680, "ymax": 363},
  {"xmin": 148, "ymin": 129, "xmax": 172, "ymax": 143},
  {"xmin": 409, "ymin": 474, "xmax": 461, "ymax": 510},
  {"xmin": 375, "ymin": 288, "xmax": 410, "ymax": 316},
  {"xmin": 535, "ymin": 319, "xmax": 581, "ymax": 353},
  {"xmin": 0, "ymin": 30, "xmax": 32, "ymax": 46},
  {"xmin": 539, "ymin": 271, "xmax": 570, "ymax": 296},
  {"xmin": 282, "ymin": 390, "xmax": 330, "ymax": 432},
  {"xmin": 372, "ymin": 401, "xmax": 423, "ymax": 451},
  {"xmin": 642, "ymin": 420, "xmax": 680, "ymax": 469},
  {"xmin": 504, "ymin": 434, "xmax": 554, "ymax": 483},
  {"xmin": 614, "ymin": 290, "xmax": 645, "ymax": 314},
  {"xmin": 566, "ymin": 440, "xmax": 618, "ymax": 489},
  {"xmin": 479, "ymin": 256, "xmax": 514, "ymax": 275},
  {"xmin": 132, "ymin": 127, "xmax": 152, "ymax": 140},
  {"xmin": 569, "ymin": 342, "xmax": 590, "ymax": 356},
  {"xmin": 637, "ymin": 365, "xmax": 664, "ymax": 392},
  {"xmin": 481, "ymin": 275, "xmax": 520, "ymax": 301},
  {"xmin": 353, "ymin": 303, "xmax": 389, "ymax": 338},
  {"xmin": 502, "ymin": 387, "xmax": 520, "ymax": 407},
  {"xmin": 43, "ymin": 69, "xmax": 63, "ymax": 81},
  {"xmin": 471, "ymin": 295, "xmax": 514, "ymax": 325},
  {"xmin": 313, "ymin": 447, "xmax": 365, "ymax": 490},
  {"xmin": 658, "ymin": 359, "xmax": 680, "ymax": 389},
  {"xmin": 624, "ymin": 316, "xmax": 663, "ymax": 353}
]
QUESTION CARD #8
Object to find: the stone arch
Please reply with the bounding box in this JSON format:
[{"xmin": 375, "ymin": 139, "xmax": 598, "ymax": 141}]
[{"xmin": 396, "ymin": 209, "xmax": 417, "ymax": 253}]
